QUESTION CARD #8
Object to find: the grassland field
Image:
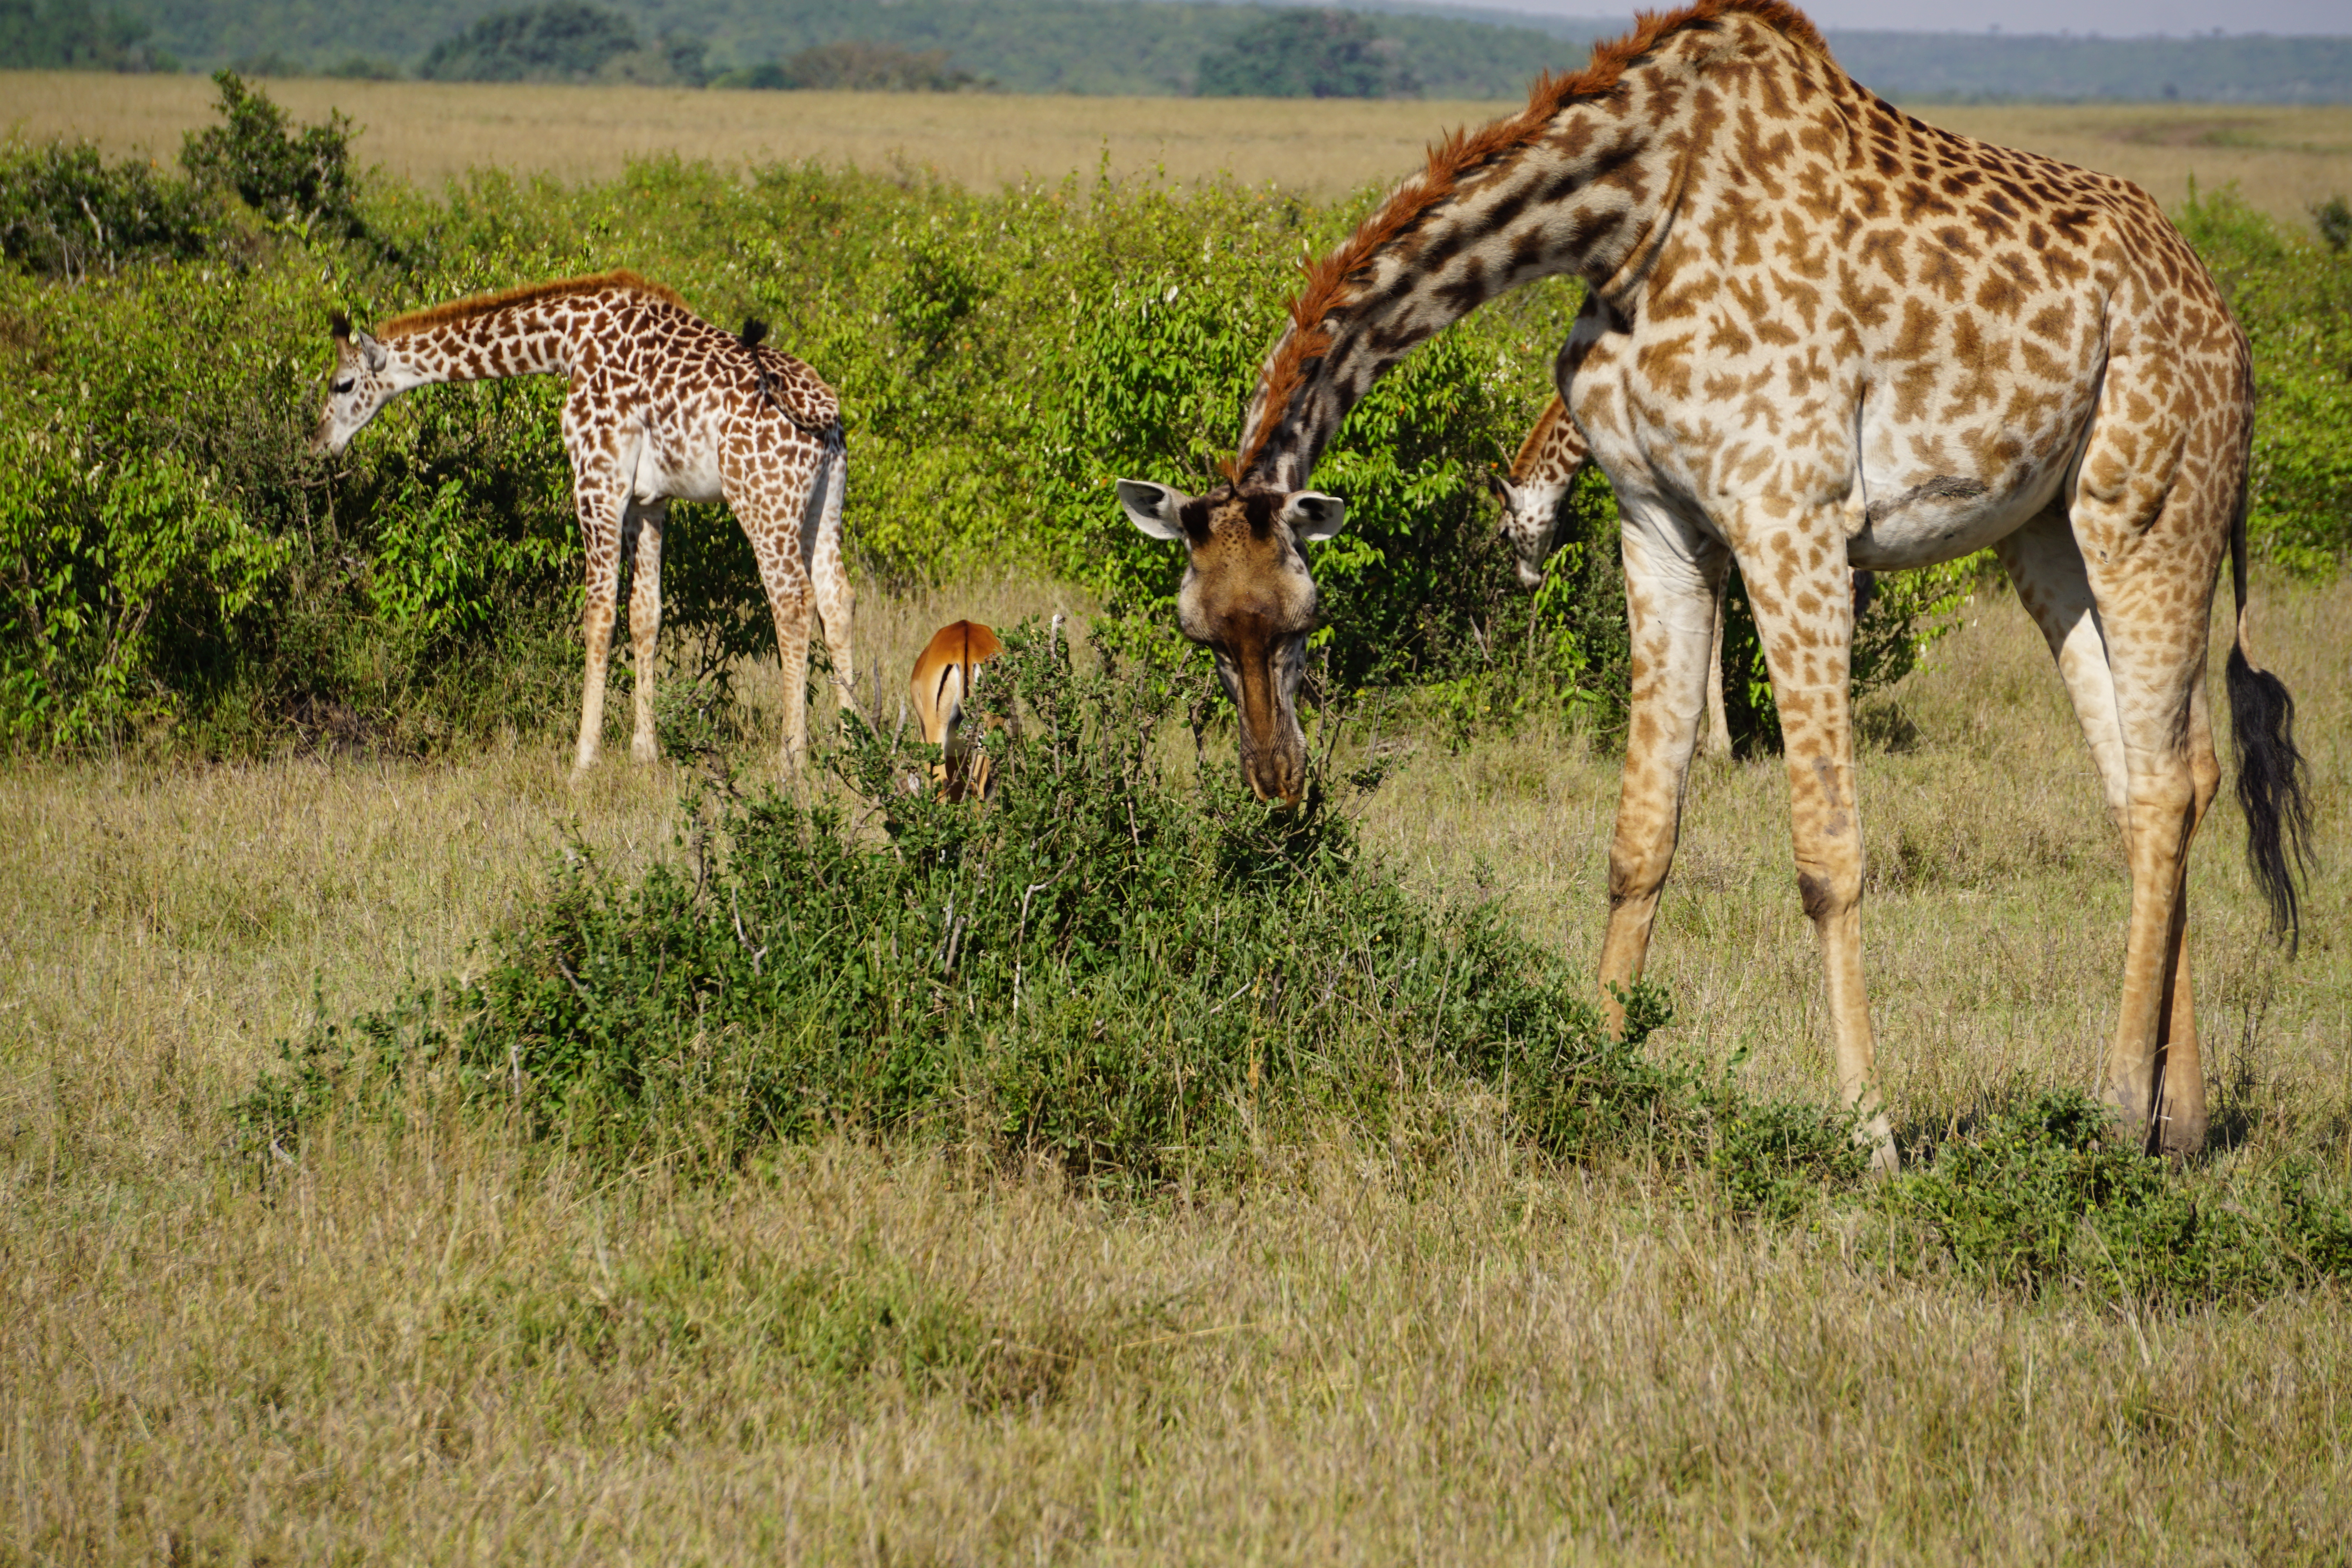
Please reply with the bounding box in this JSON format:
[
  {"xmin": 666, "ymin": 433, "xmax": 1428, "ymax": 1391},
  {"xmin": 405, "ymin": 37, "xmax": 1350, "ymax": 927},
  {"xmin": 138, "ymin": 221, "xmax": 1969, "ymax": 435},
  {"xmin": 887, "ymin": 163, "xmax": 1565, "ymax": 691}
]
[
  {"xmin": 4, "ymin": 64, "xmax": 2352, "ymax": 1565},
  {"xmin": 2, "ymin": 559, "xmax": 2348, "ymax": 1561},
  {"xmin": 4, "ymin": 70, "xmax": 2352, "ymax": 223}
]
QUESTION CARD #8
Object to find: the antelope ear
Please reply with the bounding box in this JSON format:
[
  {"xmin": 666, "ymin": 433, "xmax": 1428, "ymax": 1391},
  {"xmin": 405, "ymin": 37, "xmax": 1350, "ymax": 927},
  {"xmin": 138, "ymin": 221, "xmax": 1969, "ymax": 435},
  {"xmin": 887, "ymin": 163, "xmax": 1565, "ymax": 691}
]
[
  {"xmin": 1116, "ymin": 479, "xmax": 1190, "ymax": 542},
  {"xmin": 355, "ymin": 328, "xmax": 388, "ymax": 374},
  {"xmin": 1283, "ymin": 491, "xmax": 1347, "ymax": 543}
]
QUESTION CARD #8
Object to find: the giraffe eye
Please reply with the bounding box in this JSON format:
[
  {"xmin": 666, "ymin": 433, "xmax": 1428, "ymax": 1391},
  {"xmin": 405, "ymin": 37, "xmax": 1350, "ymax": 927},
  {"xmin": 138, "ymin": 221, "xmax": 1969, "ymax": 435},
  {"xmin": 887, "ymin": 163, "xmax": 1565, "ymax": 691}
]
[{"xmin": 331, "ymin": 377, "xmax": 355, "ymax": 394}]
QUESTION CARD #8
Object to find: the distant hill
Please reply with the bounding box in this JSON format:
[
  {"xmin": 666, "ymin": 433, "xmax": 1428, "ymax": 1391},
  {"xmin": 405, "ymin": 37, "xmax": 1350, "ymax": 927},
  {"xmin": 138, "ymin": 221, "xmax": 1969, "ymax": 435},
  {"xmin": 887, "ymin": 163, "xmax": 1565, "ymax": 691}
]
[
  {"xmin": 83, "ymin": 0, "xmax": 2352, "ymax": 101},
  {"xmin": 1832, "ymin": 29, "xmax": 2352, "ymax": 105}
]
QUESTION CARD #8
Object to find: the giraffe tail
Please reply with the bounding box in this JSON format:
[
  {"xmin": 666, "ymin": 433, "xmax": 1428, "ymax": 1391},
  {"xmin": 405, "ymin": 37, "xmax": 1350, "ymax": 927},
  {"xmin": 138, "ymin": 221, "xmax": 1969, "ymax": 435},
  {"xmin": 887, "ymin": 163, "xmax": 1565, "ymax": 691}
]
[
  {"xmin": 2222, "ymin": 463, "xmax": 2312, "ymax": 951},
  {"xmin": 815, "ymin": 423, "xmax": 855, "ymax": 715}
]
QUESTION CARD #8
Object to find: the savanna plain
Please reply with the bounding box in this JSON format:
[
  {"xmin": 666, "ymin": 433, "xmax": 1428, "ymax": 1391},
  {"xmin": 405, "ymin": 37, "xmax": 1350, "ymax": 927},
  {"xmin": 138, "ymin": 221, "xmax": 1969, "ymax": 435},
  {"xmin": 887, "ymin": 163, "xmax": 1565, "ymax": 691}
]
[
  {"xmin": 5, "ymin": 70, "xmax": 2352, "ymax": 221},
  {"xmin": 3, "ymin": 76, "xmax": 2352, "ymax": 1568},
  {"xmin": 6, "ymin": 579, "xmax": 2351, "ymax": 1563}
]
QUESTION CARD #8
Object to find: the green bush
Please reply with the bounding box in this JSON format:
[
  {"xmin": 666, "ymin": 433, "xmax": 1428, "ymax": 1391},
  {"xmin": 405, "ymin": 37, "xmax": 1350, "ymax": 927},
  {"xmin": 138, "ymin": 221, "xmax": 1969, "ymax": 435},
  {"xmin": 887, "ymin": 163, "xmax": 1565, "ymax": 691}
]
[
  {"xmin": 2179, "ymin": 184, "xmax": 2352, "ymax": 575},
  {"xmin": 1196, "ymin": 9, "xmax": 1419, "ymax": 99},
  {"xmin": 2312, "ymin": 194, "xmax": 2351, "ymax": 253},
  {"xmin": 16, "ymin": 100, "xmax": 2316, "ymax": 758},
  {"xmin": 1886, "ymin": 1092, "xmax": 2352, "ymax": 1304},
  {"xmin": 235, "ymin": 613, "xmax": 1684, "ymax": 1181},
  {"xmin": 714, "ymin": 42, "xmax": 982, "ymax": 93},
  {"xmin": 0, "ymin": 429, "xmax": 284, "ymax": 745},
  {"xmin": 0, "ymin": 140, "xmax": 210, "ymax": 278},
  {"xmin": 180, "ymin": 70, "xmax": 367, "ymax": 242},
  {"xmin": 419, "ymin": 3, "xmax": 639, "ymax": 83},
  {"xmin": 0, "ymin": 0, "xmax": 167, "ymax": 71}
]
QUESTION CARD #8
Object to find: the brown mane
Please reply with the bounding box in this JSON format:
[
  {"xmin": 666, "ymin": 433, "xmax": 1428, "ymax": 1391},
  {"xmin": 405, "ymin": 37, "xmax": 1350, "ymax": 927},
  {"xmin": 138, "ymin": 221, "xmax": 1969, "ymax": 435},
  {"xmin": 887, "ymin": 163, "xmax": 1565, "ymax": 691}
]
[
  {"xmin": 1510, "ymin": 396, "xmax": 1571, "ymax": 482},
  {"xmin": 1238, "ymin": 0, "xmax": 1832, "ymax": 477},
  {"xmin": 377, "ymin": 269, "xmax": 688, "ymax": 339}
]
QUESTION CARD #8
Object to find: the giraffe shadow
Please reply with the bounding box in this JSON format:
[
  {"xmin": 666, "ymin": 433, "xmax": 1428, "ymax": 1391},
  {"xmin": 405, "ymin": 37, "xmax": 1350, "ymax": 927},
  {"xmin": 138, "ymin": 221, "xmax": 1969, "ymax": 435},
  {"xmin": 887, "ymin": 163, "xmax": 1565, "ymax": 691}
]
[
  {"xmin": 2203, "ymin": 1045, "xmax": 2268, "ymax": 1156},
  {"xmin": 1855, "ymin": 700, "xmax": 1922, "ymax": 754}
]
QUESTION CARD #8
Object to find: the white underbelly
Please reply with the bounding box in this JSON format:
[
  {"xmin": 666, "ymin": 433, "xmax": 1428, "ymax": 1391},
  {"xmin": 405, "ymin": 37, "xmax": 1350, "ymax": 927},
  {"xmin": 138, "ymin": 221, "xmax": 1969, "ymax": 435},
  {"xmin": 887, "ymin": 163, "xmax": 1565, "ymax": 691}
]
[
  {"xmin": 632, "ymin": 434, "xmax": 724, "ymax": 506},
  {"xmin": 1847, "ymin": 459, "xmax": 2068, "ymax": 572},
  {"xmin": 1848, "ymin": 491, "xmax": 2036, "ymax": 570}
]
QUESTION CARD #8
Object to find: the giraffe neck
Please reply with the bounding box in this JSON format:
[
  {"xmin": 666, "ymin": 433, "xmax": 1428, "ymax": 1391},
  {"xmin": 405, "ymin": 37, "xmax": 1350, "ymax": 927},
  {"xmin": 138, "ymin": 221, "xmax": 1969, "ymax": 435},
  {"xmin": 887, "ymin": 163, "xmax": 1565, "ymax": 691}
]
[
  {"xmin": 1237, "ymin": 115, "xmax": 1674, "ymax": 491},
  {"xmin": 374, "ymin": 299, "xmax": 586, "ymax": 394},
  {"xmin": 1236, "ymin": 5, "xmax": 1828, "ymax": 491},
  {"xmin": 1509, "ymin": 397, "xmax": 1577, "ymax": 487}
]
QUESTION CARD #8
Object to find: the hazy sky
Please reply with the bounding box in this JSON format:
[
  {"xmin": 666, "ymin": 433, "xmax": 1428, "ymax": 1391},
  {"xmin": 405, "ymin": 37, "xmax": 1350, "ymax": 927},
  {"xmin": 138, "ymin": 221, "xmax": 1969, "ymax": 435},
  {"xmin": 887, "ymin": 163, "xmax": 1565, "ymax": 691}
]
[{"xmin": 1491, "ymin": 0, "xmax": 2352, "ymax": 34}]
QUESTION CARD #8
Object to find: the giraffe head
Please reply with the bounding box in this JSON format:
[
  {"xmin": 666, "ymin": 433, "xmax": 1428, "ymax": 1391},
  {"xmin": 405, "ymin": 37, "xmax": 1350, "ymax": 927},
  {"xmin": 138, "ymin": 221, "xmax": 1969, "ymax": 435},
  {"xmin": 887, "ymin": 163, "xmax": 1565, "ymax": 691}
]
[
  {"xmin": 1487, "ymin": 469, "xmax": 1569, "ymax": 591},
  {"xmin": 1116, "ymin": 478, "xmax": 1346, "ymax": 807},
  {"xmin": 309, "ymin": 312, "xmax": 398, "ymax": 456}
]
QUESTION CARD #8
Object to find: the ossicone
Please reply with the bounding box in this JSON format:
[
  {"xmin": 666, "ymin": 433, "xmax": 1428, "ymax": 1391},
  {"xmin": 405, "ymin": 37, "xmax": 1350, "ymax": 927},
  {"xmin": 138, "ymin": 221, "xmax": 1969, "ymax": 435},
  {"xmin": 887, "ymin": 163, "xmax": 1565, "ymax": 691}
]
[{"xmin": 329, "ymin": 310, "xmax": 352, "ymax": 340}]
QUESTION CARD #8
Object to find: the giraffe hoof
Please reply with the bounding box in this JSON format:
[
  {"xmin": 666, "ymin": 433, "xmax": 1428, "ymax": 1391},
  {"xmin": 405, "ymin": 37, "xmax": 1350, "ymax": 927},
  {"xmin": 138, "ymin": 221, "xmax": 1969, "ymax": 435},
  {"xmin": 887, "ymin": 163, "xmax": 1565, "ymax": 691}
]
[
  {"xmin": 2098, "ymin": 1082, "xmax": 2157, "ymax": 1152},
  {"xmin": 2155, "ymin": 1106, "xmax": 2209, "ymax": 1161},
  {"xmin": 1859, "ymin": 1115, "xmax": 1898, "ymax": 1177}
]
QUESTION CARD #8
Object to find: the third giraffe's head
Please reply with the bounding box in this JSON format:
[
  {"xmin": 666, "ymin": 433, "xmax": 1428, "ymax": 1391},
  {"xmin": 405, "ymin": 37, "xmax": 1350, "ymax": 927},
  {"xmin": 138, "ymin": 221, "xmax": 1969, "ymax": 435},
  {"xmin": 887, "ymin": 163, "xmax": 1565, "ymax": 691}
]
[
  {"xmin": 1486, "ymin": 468, "xmax": 1570, "ymax": 591},
  {"xmin": 1116, "ymin": 478, "xmax": 1346, "ymax": 808}
]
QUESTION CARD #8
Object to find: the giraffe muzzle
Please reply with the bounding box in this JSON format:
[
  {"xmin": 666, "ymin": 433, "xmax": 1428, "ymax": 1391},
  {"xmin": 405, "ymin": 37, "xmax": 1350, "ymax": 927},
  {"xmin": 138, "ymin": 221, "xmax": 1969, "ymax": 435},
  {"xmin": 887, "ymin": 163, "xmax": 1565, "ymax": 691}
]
[{"xmin": 1239, "ymin": 715, "xmax": 1309, "ymax": 807}]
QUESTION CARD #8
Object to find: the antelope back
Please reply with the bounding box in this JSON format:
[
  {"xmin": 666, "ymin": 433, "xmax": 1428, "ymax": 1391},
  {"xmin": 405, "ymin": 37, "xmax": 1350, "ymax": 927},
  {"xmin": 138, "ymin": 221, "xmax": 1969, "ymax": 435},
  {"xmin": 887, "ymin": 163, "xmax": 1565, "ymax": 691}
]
[{"xmin": 909, "ymin": 620, "xmax": 1005, "ymax": 801}]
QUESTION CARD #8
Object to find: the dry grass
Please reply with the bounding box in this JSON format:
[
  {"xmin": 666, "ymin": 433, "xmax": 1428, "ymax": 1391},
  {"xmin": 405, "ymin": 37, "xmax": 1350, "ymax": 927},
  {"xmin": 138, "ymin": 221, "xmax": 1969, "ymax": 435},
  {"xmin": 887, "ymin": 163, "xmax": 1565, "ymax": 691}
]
[
  {"xmin": 0, "ymin": 73, "xmax": 1520, "ymax": 200},
  {"xmin": 1919, "ymin": 102, "xmax": 2352, "ymax": 226},
  {"xmin": 3, "ymin": 573, "xmax": 2349, "ymax": 1562},
  {"xmin": 4, "ymin": 71, "xmax": 2349, "ymax": 221}
]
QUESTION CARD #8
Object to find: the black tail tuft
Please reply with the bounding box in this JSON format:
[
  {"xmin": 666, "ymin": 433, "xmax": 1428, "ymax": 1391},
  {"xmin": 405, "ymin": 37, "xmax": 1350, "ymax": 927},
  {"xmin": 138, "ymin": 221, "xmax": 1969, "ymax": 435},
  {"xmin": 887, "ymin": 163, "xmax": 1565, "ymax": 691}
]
[
  {"xmin": 739, "ymin": 316, "xmax": 769, "ymax": 351},
  {"xmin": 2226, "ymin": 641, "xmax": 2312, "ymax": 951}
]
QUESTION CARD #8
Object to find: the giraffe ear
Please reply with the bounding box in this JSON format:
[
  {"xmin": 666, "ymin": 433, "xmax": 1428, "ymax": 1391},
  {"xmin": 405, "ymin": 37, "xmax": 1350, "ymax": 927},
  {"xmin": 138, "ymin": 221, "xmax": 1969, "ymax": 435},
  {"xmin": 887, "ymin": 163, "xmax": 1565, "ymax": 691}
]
[
  {"xmin": 1283, "ymin": 491, "xmax": 1347, "ymax": 543},
  {"xmin": 1116, "ymin": 479, "xmax": 1190, "ymax": 542},
  {"xmin": 1486, "ymin": 468, "xmax": 1519, "ymax": 507},
  {"xmin": 354, "ymin": 328, "xmax": 388, "ymax": 374}
]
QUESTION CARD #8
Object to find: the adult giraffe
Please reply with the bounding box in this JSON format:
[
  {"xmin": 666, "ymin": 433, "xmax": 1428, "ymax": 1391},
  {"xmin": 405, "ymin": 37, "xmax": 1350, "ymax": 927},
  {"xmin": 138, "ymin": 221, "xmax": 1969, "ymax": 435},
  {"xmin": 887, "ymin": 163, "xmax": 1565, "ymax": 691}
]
[
  {"xmin": 1114, "ymin": 0, "xmax": 2308, "ymax": 1160},
  {"xmin": 311, "ymin": 270, "xmax": 857, "ymax": 775}
]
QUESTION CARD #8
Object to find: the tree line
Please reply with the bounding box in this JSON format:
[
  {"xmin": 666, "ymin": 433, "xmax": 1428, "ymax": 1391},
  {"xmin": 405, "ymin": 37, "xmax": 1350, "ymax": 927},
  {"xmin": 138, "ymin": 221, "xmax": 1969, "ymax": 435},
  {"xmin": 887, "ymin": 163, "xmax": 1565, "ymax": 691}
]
[{"xmin": 27, "ymin": 0, "xmax": 2344, "ymax": 101}]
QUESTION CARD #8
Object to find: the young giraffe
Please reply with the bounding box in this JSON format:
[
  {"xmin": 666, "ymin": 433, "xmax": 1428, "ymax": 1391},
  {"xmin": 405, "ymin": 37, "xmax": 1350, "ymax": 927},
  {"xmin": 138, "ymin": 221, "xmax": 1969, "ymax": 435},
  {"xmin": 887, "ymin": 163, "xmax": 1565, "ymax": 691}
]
[
  {"xmin": 1116, "ymin": 0, "xmax": 2309, "ymax": 1162},
  {"xmin": 1491, "ymin": 396, "xmax": 1731, "ymax": 759},
  {"xmin": 310, "ymin": 270, "xmax": 857, "ymax": 775}
]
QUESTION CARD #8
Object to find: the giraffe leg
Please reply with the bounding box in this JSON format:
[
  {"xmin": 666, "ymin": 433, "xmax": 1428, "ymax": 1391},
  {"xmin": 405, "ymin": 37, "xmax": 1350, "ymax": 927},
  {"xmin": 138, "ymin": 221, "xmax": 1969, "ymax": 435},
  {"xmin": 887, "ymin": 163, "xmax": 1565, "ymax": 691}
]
[
  {"xmin": 626, "ymin": 499, "xmax": 666, "ymax": 765},
  {"xmin": 2154, "ymin": 677, "xmax": 2221, "ymax": 1154},
  {"xmin": 569, "ymin": 472, "xmax": 628, "ymax": 780},
  {"xmin": 737, "ymin": 493, "xmax": 817, "ymax": 773},
  {"xmin": 1995, "ymin": 506, "xmax": 2215, "ymax": 1153},
  {"xmin": 1597, "ymin": 516, "xmax": 1728, "ymax": 1030},
  {"xmin": 803, "ymin": 430, "xmax": 857, "ymax": 725},
  {"xmin": 1698, "ymin": 574, "xmax": 1730, "ymax": 760},
  {"xmin": 1996, "ymin": 506, "xmax": 2132, "ymax": 829},
  {"xmin": 2070, "ymin": 409, "xmax": 2230, "ymax": 1154},
  {"xmin": 1731, "ymin": 516, "xmax": 1892, "ymax": 1169}
]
